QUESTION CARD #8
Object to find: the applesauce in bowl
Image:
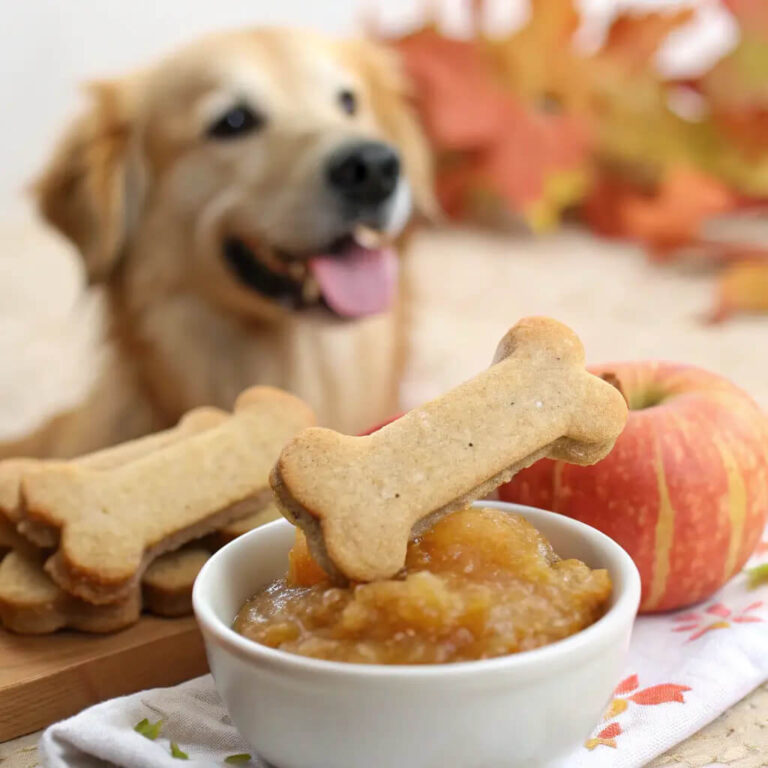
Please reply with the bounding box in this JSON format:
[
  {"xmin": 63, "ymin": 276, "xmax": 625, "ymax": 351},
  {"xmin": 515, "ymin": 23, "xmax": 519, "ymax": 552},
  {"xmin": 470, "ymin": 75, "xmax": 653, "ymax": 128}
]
[{"xmin": 233, "ymin": 507, "xmax": 612, "ymax": 664}]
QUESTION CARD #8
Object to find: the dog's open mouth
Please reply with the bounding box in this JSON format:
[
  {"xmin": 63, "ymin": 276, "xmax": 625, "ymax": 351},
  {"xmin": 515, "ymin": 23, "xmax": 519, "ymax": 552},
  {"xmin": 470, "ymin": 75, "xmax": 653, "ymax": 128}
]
[{"xmin": 223, "ymin": 230, "xmax": 398, "ymax": 318}]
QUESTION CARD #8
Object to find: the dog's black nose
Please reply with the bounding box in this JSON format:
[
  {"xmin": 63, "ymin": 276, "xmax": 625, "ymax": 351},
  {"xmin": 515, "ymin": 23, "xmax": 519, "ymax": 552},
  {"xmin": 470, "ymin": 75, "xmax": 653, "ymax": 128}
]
[{"xmin": 326, "ymin": 141, "xmax": 400, "ymax": 206}]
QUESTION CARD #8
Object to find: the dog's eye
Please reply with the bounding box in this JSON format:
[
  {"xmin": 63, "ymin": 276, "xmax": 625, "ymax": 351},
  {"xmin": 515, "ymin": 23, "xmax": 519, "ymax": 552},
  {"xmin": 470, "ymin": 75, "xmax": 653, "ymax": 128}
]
[
  {"xmin": 338, "ymin": 89, "xmax": 357, "ymax": 116},
  {"xmin": 208, "ymin": 105, "xmax": 264, "ymax": 139}
]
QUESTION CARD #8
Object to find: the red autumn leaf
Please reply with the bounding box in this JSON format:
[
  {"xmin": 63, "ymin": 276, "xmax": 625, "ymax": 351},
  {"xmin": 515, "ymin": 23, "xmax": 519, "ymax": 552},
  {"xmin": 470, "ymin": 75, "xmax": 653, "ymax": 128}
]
[
  {"xmin": 393, "ymin": 31, "xmax": 506, "ymax": 150},
  {"xmin": 629, "ymin": 684, "xmax": 692, "ymax": 705},
  {"xmin": 597, "ymin": 722, "xmax": 622, "ymax": 740},
  {"xmin": 734, "ymin": 616, "xmax": 763, "ymax": 623},
  {"xmin": 613, "ymin": 674, "xmax": 639, "ymax": 695},
  {"xmin": 706, "ymin": 603, "xmax": 731, "ymax": 618},
  {"xmin": 744, "ymin": 601, "xmax": 764, "ymax": 612}
]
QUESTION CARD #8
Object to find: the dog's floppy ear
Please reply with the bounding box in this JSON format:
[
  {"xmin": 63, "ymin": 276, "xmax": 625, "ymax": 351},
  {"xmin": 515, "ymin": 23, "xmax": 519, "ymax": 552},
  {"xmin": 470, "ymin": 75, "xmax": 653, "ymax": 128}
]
[
  {"xmin": 346, "ymin": 39, "xmax": 438, "ymax": 221},
  {"xmin": 34, "ymin": 80, "xmax": 144, "ymax": 282}
]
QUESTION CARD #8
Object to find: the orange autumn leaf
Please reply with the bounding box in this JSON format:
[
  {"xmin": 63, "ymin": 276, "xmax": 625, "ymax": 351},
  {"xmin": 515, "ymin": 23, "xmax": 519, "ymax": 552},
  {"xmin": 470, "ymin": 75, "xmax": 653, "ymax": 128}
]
[
  {"xmin": 598, "ymin": 9, "xmax": 695, "ymax": 73},
  {"xmin": 711, "ymin": 260, "xmax": 768, "ymax": 322},
  {"xmin": 628, "ymin": 684, "xmax": 691, "ymax": 706},
  {"xmin": 486, "ymin": 0, "xmax": 587, "ymax": 109},
  {"xmin": 474, "ymin": 98, "xmax": 592, "ymax": 216},
  {"xmin": 618, "ymin": 167, "xmax": 735, "ymax": 252},
  {"xmin": 382, "ymin": 0, "xmax": 768, "ymax": 314},
  {"xmin": 515, "ymin": 0, "xmax": 580, "ymax": 54},
  {"xmin": 582, "ymin": 167, "xmax": 735, "ymax": 252}
]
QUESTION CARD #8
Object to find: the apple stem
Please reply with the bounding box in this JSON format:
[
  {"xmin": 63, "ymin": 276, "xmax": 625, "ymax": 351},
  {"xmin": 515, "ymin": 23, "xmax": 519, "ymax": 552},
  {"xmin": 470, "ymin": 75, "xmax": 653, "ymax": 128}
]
[{"xmin": 600, "ymin": 372, "xmax": 628, "ymax": 407}]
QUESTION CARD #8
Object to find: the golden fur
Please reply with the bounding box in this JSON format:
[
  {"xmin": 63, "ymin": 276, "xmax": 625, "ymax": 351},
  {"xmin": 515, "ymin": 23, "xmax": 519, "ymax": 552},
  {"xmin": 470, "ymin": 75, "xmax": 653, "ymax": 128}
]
[{"xmin": 4, "ymin": 28, "xmax": 434, "ymax": 458}]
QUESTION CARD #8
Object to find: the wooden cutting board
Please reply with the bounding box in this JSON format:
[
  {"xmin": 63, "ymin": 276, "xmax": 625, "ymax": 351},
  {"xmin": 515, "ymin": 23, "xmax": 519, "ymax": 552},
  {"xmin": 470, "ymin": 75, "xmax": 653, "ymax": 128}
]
[{"xmin": 0, "ymin": 616, "xmax": 208, "ymax": 741}]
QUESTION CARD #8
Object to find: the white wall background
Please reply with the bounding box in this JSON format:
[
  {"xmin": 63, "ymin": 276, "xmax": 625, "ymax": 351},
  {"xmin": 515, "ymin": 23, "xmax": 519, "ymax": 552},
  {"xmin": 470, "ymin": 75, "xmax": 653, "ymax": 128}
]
[{"xmin": 0, "ymin": 0, "xmax": 735, "ymax": 224}]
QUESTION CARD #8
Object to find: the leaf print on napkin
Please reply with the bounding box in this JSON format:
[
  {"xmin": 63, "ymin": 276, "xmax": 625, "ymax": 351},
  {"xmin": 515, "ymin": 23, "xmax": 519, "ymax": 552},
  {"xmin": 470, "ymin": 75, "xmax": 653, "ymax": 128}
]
[{"xmin": 586, "ymin": 674, "xmax": 691, "ymax": 750}]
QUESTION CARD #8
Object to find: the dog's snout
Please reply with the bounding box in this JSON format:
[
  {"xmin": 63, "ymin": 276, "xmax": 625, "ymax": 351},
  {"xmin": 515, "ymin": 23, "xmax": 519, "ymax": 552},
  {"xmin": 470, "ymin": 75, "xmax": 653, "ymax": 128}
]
[{"xmin": 326, "ymin": 141, "xmax": 400, "ymax": 206}]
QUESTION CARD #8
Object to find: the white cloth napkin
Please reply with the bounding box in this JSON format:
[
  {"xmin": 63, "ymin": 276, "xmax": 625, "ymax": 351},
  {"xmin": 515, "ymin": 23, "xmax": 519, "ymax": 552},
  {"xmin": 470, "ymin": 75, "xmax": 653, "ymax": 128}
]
[
  {"xmin": 40, "ymin": 529, "xmax": 768, "ymax": 768},
  {"xmin": 39, "ymin": 675, "xmax": 253, "ymax": 768}
]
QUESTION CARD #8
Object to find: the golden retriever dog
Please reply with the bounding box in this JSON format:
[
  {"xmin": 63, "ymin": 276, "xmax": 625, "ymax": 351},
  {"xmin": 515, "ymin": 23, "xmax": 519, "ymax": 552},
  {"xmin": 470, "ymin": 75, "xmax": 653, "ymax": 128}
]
[{"xmin": 3, "ymin": 28, "xmax": 433, "ymax": 458}]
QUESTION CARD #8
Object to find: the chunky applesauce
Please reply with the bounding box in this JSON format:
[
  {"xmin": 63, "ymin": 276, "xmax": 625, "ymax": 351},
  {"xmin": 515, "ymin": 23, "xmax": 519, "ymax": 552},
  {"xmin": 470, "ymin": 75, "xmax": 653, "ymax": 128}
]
[{"xmin": 234, "ymin": 507, "xmax": 612, "ymax": 664}]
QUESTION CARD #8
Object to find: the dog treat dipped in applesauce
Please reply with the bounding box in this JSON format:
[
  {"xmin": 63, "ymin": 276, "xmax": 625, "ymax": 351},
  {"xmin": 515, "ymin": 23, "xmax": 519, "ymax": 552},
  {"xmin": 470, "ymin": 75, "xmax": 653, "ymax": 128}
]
[{"xmin": 235, "ymin": 317, "xmax": 628, "ymax": 664}]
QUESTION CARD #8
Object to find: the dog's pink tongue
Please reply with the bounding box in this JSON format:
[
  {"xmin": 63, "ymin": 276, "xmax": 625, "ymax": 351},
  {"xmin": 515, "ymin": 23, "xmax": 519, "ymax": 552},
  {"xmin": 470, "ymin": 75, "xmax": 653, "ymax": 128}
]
[{"xmin": 309, "ymin": 245, "xmax": 398, "ymax": 318}]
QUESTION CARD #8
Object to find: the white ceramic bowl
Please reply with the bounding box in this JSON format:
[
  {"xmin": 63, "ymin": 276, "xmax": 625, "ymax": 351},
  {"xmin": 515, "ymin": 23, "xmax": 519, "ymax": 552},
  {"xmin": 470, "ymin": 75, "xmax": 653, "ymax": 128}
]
[{"xmin": 194, "ymin": 501, "xmax": 640, "ymax": 768}]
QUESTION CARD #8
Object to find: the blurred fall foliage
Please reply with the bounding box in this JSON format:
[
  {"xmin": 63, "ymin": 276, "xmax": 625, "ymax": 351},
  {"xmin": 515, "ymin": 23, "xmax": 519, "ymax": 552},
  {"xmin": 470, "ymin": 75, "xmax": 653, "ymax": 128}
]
[{"xmin": 381, "ymin": 0, "xmax": 768, "ymax": 321}]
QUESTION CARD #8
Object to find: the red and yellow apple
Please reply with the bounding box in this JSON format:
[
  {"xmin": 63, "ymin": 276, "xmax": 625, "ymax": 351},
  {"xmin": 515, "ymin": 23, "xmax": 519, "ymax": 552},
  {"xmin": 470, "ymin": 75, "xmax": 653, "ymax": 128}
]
[{"xmin": 500, "ymin": 362, "xmax": 768, "ymax": 612}]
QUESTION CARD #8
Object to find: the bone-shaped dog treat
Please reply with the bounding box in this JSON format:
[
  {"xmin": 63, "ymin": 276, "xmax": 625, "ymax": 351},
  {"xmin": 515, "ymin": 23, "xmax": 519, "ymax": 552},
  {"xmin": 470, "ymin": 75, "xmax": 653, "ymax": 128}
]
[
  {"xmin": 0, "ymin": 406, "xmax": 227, "ymax": 547},
  {"xmin": 272, "ymin": 317, "xmax": 628, "ymax": 582},
  {"xmin": 22, "ymin": 387, "xmax": 315, "ymax": 603},
  {"xmin": 0, "ymin": 515, "xmax": 28, "ymax": 556},
  {"xmin": 210, "ymin": 501, "xmax": 283, "ymax": 548},
  {"xmin": 142, "ymin": 546, "xmax": 211, "ymax": 617},
  {"xmin": 0, "ymin": 549, "xmax": 141, "ymax": 634},
  {"xmin": 0, "ymin": 545, "xmax": 209, "ymax": 633},
  {"xmin": 0, "ymin": 459, "xmax": 40, "ymax": 527}
]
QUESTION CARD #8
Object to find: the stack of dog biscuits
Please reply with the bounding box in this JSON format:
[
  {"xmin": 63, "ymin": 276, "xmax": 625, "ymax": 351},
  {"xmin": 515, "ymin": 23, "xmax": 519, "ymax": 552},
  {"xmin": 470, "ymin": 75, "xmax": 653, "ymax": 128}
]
[{"xmin": 0, "ymin": 387, "xmax": 315, "ymax": 634}]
